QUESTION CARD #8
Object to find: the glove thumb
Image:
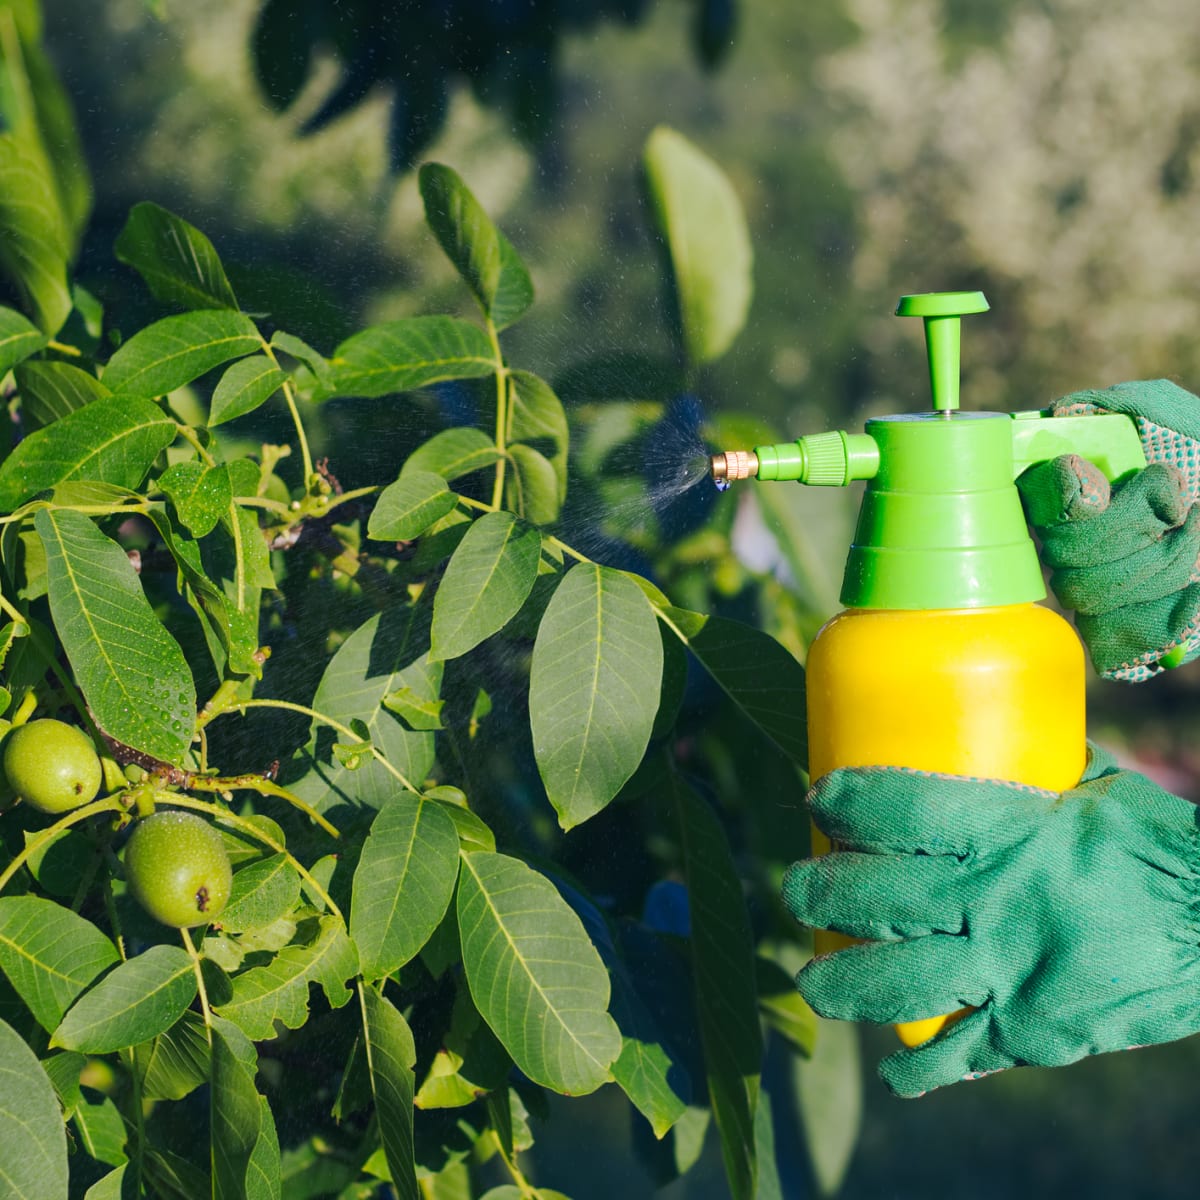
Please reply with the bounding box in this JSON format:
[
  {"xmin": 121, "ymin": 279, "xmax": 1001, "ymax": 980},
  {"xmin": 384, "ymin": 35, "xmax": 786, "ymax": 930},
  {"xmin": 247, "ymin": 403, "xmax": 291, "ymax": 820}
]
[{"xmin": 1017, "ymin": 454, "xmax": 1110, "ymax": 527}]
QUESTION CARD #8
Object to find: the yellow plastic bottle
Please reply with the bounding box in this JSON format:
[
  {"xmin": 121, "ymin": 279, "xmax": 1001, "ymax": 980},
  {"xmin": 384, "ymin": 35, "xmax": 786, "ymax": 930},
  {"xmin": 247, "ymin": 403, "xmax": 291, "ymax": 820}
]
[
  {"xmin": 806, "ymin": 603, "xmax": 1086, "ymax": 1044},
  {"xmin": 710, "ymin": 290, "xmax": 1148, "ymax": 1046}
]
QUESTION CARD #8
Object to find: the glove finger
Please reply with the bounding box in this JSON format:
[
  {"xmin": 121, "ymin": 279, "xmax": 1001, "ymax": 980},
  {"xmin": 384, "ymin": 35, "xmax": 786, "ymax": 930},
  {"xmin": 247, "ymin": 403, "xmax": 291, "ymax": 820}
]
[
  {"xmin": 1080, "ymin": 579, "xmax": 1200, "ymax": 678},
  {"xmin": 1052, "ymin": 502, "xmax": 1200, "ymax": 614},
  {"xmin": 1017, "ymin": 454, "xmax": 1110, "ymax": 528},
  {"xmin": 782, "ymin": 852, "xmax": 966, "ymax": 941},
  {"xmin": 1037, "ymin": 463, "xmax": 1191, "ymax": 570},
  {"xmin": 806, "ymin": 766, "xmax": 1053, "ymax": 857},
  {"xmin": 796, "ymin": 934, "xmax": 986, "ymax": 1025},
  {"xmin": 876, "ymin": 1009, "xmax": 1010, "ymax": 1098},
  {"xmin": 1052, "ymin": 379, "xmax": 1200, "ymax": 451}
]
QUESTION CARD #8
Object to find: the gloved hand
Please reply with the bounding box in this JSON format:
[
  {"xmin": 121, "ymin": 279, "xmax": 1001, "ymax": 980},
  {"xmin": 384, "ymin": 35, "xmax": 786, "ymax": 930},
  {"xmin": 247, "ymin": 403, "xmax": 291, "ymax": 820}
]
[
  {"xmin": 781, "ymin": 747, "xmax": 1200, "ymax": 1098},
  {"xmin": 1017, "ymin": 379, "xmax": 1200, "ymax": 681}
]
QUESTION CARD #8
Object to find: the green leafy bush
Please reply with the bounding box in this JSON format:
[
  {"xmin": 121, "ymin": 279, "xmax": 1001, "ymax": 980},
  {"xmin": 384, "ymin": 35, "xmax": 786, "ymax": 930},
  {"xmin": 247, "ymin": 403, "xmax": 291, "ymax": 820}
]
[{"xmin": 0, "ymin": 125, "xmax": 855, "ymax": 1197}]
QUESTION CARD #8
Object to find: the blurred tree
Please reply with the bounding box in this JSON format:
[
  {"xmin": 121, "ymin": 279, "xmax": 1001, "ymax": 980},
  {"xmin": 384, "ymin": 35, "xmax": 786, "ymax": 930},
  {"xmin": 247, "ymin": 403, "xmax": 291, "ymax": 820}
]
[{"xmin": 251, "ymin": 0, "xmax": 739, "ymax": 173}]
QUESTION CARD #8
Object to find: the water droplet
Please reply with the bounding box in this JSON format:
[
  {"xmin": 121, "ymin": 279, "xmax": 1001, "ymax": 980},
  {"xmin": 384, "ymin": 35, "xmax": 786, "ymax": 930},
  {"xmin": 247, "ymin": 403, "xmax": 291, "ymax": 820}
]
[{"xmin": 713, "ymin": 478, "xmax": 730, "ymax": 493}]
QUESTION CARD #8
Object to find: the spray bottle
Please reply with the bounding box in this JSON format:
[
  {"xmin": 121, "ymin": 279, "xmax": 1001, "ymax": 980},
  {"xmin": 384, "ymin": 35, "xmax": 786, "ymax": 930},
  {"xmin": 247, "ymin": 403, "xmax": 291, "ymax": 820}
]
[{"xmin": 712, "ymin": 291, "xmax": 1150, "ymax": 1045}]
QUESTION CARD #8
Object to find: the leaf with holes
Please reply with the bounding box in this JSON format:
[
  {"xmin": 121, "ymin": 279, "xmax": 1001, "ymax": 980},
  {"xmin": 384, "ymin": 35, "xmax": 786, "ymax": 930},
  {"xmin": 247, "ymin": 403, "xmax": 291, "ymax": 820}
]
[
  {"xmin": 457, "ymin": 851, "xmax": 621, "ymax": 1095},
  {"xmin": 213, "ymin": 916, "xmax": 358, "ymax": 1041},
  {"xmin": 36, "ymin": 508, "xmax": 196, "ymax": 765}
]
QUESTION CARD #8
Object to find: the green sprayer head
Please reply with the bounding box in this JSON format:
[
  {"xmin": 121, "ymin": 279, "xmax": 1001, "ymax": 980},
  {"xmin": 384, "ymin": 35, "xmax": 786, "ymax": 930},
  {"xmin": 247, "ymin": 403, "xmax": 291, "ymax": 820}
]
[{"xmin": 709, "ymin": 291, "xmax": 1147, "ymax": 610}]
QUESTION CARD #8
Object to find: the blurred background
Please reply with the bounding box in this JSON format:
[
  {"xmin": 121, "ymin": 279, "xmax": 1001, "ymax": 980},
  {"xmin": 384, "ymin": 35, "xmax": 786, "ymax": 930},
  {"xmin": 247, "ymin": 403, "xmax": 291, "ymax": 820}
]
[{"xmin": 29, "ymin": 0, "xmax": 1200, "ymax": 1194}]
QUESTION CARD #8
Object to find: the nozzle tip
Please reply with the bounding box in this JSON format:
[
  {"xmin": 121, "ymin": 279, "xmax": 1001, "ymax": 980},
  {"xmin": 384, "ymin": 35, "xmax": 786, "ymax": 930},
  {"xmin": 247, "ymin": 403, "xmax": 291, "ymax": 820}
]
[{"xmin": 709, "ymin": 450, "xmax": 759, "ymax": 485}]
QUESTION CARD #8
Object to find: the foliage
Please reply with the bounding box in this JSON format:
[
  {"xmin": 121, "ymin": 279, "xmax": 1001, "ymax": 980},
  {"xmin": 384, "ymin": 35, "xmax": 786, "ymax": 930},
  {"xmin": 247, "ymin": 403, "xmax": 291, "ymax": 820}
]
[
  {"xmin": 250, "ymin": 0, "xmax": 740, "ymax": 172},
  {"xmin": 0, "ymin": 103, "xmax": 862, "ymax": 1193}
]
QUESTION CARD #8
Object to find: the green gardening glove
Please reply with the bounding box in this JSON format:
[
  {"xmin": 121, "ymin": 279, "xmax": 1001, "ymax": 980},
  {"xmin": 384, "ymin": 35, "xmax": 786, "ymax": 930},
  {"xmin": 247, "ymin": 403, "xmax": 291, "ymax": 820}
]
[
  {"xmin": 781, "ymin": 747, "xmax": 1200, "ymax": 1098},
  {"xmin": 1017, "ymin": 379, "xmax": 1200, "ymax": 681}
]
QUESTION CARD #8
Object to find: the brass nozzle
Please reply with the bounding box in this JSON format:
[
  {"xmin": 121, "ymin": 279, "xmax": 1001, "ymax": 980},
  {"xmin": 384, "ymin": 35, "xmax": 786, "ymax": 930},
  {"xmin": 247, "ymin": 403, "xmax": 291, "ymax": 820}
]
[{"xmin": 709, "ymin": 449, "xmax": 759, "ymax": 484}]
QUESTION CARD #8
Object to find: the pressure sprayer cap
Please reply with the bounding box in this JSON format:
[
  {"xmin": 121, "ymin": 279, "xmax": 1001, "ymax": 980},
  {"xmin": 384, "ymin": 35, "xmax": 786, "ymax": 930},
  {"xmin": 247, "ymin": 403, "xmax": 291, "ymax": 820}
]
[
  {"xmin": 839, "ymin": 411, "xmax": 1047, "ymax": 609},
  {"xmin": 838, "ymin": 290, "xmax": 1045, "ymax": 609}
]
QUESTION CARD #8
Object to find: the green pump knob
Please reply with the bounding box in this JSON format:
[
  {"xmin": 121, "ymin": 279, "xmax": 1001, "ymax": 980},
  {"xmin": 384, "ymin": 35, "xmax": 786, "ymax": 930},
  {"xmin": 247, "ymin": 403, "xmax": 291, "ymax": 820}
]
[{"xmin": 896, "ymin": 291, "xmax": 990, "ymax": 412}]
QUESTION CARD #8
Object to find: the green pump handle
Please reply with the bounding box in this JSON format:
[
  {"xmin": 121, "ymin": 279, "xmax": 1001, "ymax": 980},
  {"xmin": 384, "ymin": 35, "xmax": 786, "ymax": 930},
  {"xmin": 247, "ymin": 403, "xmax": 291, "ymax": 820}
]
[{"xmin": 895, "ymin": 290, "xmax": 990, "ymax": 413}]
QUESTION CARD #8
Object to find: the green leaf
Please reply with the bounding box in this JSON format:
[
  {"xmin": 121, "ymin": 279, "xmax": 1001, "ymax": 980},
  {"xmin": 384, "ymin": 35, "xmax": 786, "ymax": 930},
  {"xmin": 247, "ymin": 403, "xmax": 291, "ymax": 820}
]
[
  {"xmin": 491, "ymin": 235, "xmax": 535, "ymax": 331},
  {"xmin": 457, "ymin": 851, "xmax": 621, "ymax": 1095},
  {"xmin": 288, "ymin": 606, "xmax": 441, "ymax": 814},
  {"xmin": 428, "ymin": 792, "xmax": 495, "ymax": 854},
  {"xmin": 41, "ymin": 1050, "xmax": 86, "ymax": 1118},
  {"xmin": 663, "ymin": 770, "xmax": 762, "ymax": 1200},
  {"xmin": 0, "ymin": 1016, "xmax": 68, "ymax": 1199},
  {"xmin": 509, "ymin": 371, "xmax": 568, "ymax": 502},
  {"xmin": 382, "ymin": 687, "xmax": 444, "ymax": 730},
  {"xmin": 642, "ymin": 126, "xmax": 753, "ymax": 366},
  {"xmin": 209, "ymin": 355, "xmax": 285, "ymax": 427},
  {"xmin": 211, "ymin": 1015, "xmax": 281, "ymax": 1200},
  {"xmin": 115, "ymin": 201, "xmax": 239, "ymax": 312},
  {"xmin": 269, "ymin": 330, "xmax": 329, "ymax": 380},
  {"xmin": 402, "ymin": 427, "xmax": 501, "ymax": 481},
  {"xmin": 360, "ymin": 985, "xmax": 419, "ymax": 1200},
  {"xmin": 0, "ymin": 304, "xmax": 45, "ymax": 374},
  {"xmin": 350, "ymin": 795, "xmax": 460, "ymax": 981},
  {"xmin": 430, "ymin": 511, "xmax": 540, "ymax": 661},
  {"xmin": 0, "ymin": 393, "xmax": 176, "ymax": 510},
  {"xmin": 0, "ymin": 896, "xmax": 119, "ymax": 1031},
  {"xmin": 757, "ymin": 954, "xmax": 817, "ymax": 1058},
  {"xmin": 83, "ymin": 1165, "xmax": 127, "ymax": 1199},
  {"xmin": 14, "ymin": 360, "xmax": 109, "ymax": 430},
  {"xmin": 419, "ymin": 164, "xmax": 533, "ymax": 330},
  {"xmin": 505, "ymin": 443, "xmax": 560, "ymax": 525},
  {"xmin": 51, "ymin": 945, "xmax": 196, "ymax": 1053},
  {"xmin": 419, "ymin": 165, "xmax": 500, "ymax": 315},
  {"xmin": 137, "ymin": 1010, "xmax": 211, "ymax": 1101},
  {"xmin": 529, "ymin": 565, "xmax": 663, "ymax": 830},
  {"xmin": 415, "ymin": 983, "xmax": 510, "ymax": 1110},
  {"xmin": 102, "ymin": 309, "xmax": 261, "ymax": 399},
  {"xmin": 660, "ymin": 606, "xmax": 807, "ymax": 766},
  {"xmin": 367, "ymin": 470, "xmax": 458, "ymax": 542},
  {"xmin": 158, "ymin": 461, "xmax": 233, "ymax": 538},
  {"xmin": 0, "ymin": 132, "xmax": 71, "ymax": 334},
  {"xmin": 214, "ymin": 915, "xmax": 358, "ymax": 1041},
  {"xmin": 794, "ymin": 1017, "xmax": 862, "ymax": 1197},
  {"xmin": 36, "ymin": 509, "xmax": 196, "ymax": 765},
  {"xmin": 329, "ymin": 316, "xmax": 494, "ymax": 399},
  {"xmin": 219, "ymin": 854, "xmax": 302, "ymax": 934},
  {"xmin": 72, "ymin": 1089, "xmax": 128, "ymax": 1167}
]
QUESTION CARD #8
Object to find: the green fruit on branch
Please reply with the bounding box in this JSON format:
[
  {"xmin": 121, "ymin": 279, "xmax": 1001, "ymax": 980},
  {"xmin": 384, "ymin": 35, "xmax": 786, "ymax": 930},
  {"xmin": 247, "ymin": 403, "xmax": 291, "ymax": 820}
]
[
  {"xmin": 3, "ymin": 718, "xmax": 103, "ymax": 813},
  {"xmin": 125, "ymin": 810, "xmax": 233, "ymax": 928}
]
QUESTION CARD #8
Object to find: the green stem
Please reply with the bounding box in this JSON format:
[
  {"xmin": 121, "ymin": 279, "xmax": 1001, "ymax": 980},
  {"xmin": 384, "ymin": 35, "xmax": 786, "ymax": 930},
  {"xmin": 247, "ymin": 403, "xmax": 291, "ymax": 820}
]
[
  {"xmin": 222, "ymin": 699, "xmax": 421, "ymax": 795},
  {"xmin": 46, "ymin": 339, "xmax": 82, "ymax": 358},
  {"xmin": 488, "ymin": 321, "xmax": 509, "ymax": 509},
  {"xmin": 180, "ymin": 925, "xmax": 213, "ymax": 1047},
  {"xmin": 188, "ymin": 773, "xmax": 340, "ymax": 839},
  {"xmin": 0, "ymin": 796, "xmax": 125, "ymax": 895},
  {"xmin": 119, "ymin": 1043, "xmax": 148, "ymax": 1193},
  {"xmin": 228, "ymin": 500, "xmax": 247, "ymax": 611},
  {"xmin": 176, "ymin": 424, "xmax": 217, "ymax": 468},
  {"xmin": 159, "ymin": 792, "xmax": 344, "ymax": 922},
  {"xmin": 262, "ymin": 341, "xmax": 315, "ymax": 487},
  {"xmin": 544, "ymin": 534, "xmax": 592, "ymax": 565}
]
